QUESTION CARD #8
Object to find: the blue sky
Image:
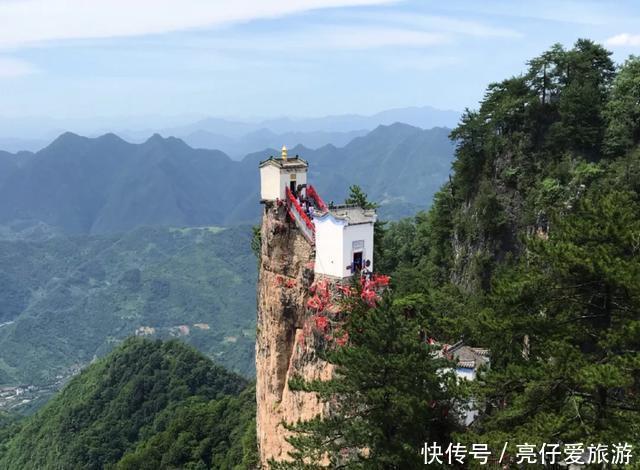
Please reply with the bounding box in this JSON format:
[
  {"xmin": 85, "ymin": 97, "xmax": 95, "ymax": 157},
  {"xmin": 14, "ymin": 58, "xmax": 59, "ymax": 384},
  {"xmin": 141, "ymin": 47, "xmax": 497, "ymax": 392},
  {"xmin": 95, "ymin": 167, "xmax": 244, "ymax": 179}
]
[{"xmin": 1, "ymin": 0, "xmax": 640, "ymax": 128}]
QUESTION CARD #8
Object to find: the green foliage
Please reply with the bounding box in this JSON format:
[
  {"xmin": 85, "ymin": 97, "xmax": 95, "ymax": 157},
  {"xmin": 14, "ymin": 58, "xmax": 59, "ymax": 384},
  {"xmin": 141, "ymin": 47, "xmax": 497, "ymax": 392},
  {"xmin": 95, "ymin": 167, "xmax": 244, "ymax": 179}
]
[
  {"xmin": 386, "ymin": 40, "xmax": 625, "ymax": 295},
  {"xmin": 344, "ymin": 185, "xmax": 377, "ymax": 210},
  {"xmin": 273, "ymin": 287, "xmax": 462, "ymax": 469},
  {"xmin": 604, "ymin": 56, "xmax": 640, "ymax": 157},
  {"xmin": 374, "ymin": 40, "xmax": 640, "ymax": 462},
  {"xmin": 251, "ymin": 224, "xmax": 261, "ymax": 261},
  {"xmin": 117, "ymin": 387, "xmax": 258, "ymax": 470},
  {"xmin": 466, "ymin": 189, "xmax": 640, "ymax": 447},
  {"xmin": 271, "ymin": 38, "xmax": 639, "ymax": 468},
  {"xmin": 0, "ymin": 338, "xmax": 257, "ymax": 469}
]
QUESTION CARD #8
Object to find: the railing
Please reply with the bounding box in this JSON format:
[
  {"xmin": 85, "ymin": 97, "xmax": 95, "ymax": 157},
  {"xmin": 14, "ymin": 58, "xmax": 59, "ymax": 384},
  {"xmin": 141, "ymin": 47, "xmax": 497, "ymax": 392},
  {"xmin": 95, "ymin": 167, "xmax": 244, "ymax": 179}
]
[
  {"xmin": 285, "ymin": 186, "xmax": 315, "ymax": 244},
  {"xmin": 307, "ymin": 185, "xmax": 328, "ymax": 213}
]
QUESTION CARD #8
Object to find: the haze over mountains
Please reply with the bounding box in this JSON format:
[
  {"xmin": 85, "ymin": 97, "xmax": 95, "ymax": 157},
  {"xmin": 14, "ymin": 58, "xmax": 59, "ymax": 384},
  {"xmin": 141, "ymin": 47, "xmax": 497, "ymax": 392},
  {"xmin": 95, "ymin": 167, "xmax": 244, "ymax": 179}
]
[
  {"xmin": 0, "ymin": 105, "xmax": 459, "ymax": 156},
  {"xmin": 0, "ymin": 123, "xmax": 455, "ymax": 235}
]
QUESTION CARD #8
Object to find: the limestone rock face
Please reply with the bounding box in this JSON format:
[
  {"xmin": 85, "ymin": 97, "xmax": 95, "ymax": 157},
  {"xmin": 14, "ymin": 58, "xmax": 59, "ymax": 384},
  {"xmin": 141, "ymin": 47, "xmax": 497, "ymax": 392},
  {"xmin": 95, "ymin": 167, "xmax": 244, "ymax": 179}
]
[{"xmin": 256, "ymin": 202, "xmax": 333, "ymax": 466}]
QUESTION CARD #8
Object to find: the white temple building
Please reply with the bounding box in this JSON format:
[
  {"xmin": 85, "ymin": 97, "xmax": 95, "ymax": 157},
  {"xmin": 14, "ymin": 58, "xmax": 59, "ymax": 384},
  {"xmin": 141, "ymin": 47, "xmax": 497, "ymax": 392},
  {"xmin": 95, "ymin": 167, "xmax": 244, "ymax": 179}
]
[
  {"xmin": 259, "ymin": 146, "xmax": 308, "ymax": 201},
  {"xmin": 259, "ymin": 146, "xmax": 376, "ymax": 279},
  {"xmin": 313, "ymin": 206, "xmax": 376, "ymax": 278}
]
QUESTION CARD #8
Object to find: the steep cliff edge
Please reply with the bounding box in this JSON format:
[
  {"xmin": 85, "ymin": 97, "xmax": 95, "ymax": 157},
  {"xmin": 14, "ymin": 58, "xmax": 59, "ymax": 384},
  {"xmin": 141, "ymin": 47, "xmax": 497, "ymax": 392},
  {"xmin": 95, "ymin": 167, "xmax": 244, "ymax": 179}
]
[{"xmin": 256, "ymin": 202, "xmax": 333, "ymax": 465}]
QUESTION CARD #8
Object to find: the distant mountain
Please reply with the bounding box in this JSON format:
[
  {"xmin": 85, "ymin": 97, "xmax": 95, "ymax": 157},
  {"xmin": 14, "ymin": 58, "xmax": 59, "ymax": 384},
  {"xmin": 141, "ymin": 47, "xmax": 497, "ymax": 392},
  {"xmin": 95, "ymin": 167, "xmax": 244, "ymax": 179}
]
[
  {"xmin": 115, "ymin": 106, "xmax": 457, "ymax": 158},
  {"xmin": 0, "ymin": 123, "xmax": 454, "ymax": 234},
  {"xmin": 0, "ymin": 338, "xmax": 257, "ymax": 469},
  {"xmin": 0, "ymin": 133, "xmax": 251, "ymax": 234},
  {"xmin": 0, "ymin": 225, "xmax": 257, "ymax": 388},
  {"xmin": 257, "ymin": 106, "xmax": 461, "ymax": 133},
  {"xmin": 232, "ymin": 124, "xmax": 455, "ymax": 223},
  {"xmin": 0, "ymin": 152, "xmax": 17, "ymax": 187},
  {"xmin": 0, "ymin": 138, "xmax": 47, "ymax": 154},
  {"xmin": 158, "ymin": 105, "xmax": 459, "ymax": 137},
  {"xmin": 182, "ymin": 127, "xmax": 368, "ymax": 159},
  {"xmin": 0, "ymin": 106, "xmax": 459, "ymax": 158}
]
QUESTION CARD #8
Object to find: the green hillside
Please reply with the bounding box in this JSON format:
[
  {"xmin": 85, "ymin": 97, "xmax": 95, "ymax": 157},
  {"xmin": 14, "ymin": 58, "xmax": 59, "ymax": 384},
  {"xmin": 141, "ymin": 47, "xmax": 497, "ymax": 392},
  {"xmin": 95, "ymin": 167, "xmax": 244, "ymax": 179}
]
[
  {"xmin": 0, "ymin": 338, "xmax": 257, "ymax": 469},
  {"xmin": 0, "ymin": 225, "xmax": 256, "ymax": 391}
]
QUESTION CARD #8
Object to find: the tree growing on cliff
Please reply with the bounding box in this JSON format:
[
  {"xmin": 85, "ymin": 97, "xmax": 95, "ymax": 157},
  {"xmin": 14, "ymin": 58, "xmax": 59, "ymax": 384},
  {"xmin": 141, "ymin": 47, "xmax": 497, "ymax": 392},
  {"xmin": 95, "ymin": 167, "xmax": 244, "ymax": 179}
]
[
  {"xmin": 465, "ymin": 188, "xmax": 640, "ymax": 448},
  {"xmin": 273, "ymin": 285, "xmax": 462, "ymax": 469}
]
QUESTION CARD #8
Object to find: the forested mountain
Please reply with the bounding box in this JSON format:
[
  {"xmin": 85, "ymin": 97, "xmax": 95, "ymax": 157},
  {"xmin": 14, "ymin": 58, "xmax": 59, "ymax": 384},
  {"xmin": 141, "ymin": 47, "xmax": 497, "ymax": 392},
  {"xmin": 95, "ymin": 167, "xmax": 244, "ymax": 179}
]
[
  {"xmin": 0, "ymin": 133, "xmax": 246, "ymax": 234},
  {"xmin": 0, "ymin": 338, "xmax": 257, "ymax": 470},
  {"xmin": 273, "ymin": 40, "xmax": 640, "ymax": 468},
  {"xmin": 370, "ymin": 40, "xmax": 640, "ymax": 458},
  {"xmin": 0, "ymin": 124, "xmax": 454, "ymax": 234},
  {"xmin": 0, "ymin": 225, "xmax": 256, "ymax": 391}
]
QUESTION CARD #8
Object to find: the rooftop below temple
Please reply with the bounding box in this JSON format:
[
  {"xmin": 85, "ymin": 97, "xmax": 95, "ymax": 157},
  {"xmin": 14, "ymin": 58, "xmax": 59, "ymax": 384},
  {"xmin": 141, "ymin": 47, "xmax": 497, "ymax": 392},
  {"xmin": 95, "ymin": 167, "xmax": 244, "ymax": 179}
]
[{"xmin": 316, "ymin": 204, "xmax": 377, "ymax": 225}]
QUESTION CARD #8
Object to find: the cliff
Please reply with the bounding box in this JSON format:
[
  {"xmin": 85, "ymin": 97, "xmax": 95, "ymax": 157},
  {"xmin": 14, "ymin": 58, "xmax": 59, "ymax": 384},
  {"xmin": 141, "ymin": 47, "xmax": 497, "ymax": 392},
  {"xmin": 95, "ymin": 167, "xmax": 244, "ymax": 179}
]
[{"xmin": 255, "ymin": 201, "xmax": 333, "ymax": 466}]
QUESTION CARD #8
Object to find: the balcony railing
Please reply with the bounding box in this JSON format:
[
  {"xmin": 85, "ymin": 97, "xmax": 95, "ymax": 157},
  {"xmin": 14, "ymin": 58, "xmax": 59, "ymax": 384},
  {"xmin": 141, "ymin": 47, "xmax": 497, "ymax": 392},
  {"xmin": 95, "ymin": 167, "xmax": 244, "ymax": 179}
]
[
  {"xmin": 285, "ymin": 186, "xmax": 315, "ymax": 244},
  {"xmin": 307, "ymin": 184, "xmax": 328, "ymax": 213}
]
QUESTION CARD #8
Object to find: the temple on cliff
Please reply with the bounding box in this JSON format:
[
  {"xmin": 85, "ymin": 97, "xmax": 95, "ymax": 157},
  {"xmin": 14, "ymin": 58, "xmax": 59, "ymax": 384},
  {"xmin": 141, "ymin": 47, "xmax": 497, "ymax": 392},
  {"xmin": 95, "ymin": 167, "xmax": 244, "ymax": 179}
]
[
  {"xmin": 259, "ymin": 145, "xmax": 376, "ymax": 279},
  {"xmin": 256, "ymin": 146, "xmax": 377, "ymax": 465},
  {"xmin": 256, "ymin": 149, "xmax": 488, "ymax": 466}
]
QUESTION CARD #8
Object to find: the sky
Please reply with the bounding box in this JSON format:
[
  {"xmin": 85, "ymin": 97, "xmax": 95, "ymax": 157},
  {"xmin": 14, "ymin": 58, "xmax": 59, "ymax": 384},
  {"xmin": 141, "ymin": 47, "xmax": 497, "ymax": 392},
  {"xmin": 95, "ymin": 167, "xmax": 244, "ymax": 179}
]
[{"xmin": 1, "ymin": 0, "xmax": 640, "ymax": 134}]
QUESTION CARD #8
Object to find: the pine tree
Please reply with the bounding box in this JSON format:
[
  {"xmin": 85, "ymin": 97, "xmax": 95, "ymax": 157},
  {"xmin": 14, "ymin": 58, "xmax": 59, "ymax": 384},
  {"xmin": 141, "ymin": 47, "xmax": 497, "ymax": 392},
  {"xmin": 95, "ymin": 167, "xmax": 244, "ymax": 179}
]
[
  {"xmin": 604, "ymin": 56, "xmax": 640, "ymax": 157},
  {"xmin": 272, "ymin": 288, "xmax": 461, "ymax": 469},
  {"xmin": 466, "ymin": 189, "xmax": 640, "ymax": 448},
  {"xmin": 345, "ymin": 185, "xmax": 376, "ymax": 210}
]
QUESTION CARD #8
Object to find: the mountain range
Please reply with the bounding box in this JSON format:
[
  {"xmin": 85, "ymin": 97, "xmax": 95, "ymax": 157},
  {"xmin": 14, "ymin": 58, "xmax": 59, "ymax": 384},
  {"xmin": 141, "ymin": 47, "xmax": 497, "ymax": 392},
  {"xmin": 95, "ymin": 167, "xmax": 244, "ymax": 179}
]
[
  {"xmin": 0, "ymin": 106, "xmax": 460, "ymax": 157},
  {"xmin": 0, "ymin": 123, "xmax": 455, "ymax": 235},
  {"xmin": 178, "ymin": 128, "xmax": 368, "ymax": 159}
]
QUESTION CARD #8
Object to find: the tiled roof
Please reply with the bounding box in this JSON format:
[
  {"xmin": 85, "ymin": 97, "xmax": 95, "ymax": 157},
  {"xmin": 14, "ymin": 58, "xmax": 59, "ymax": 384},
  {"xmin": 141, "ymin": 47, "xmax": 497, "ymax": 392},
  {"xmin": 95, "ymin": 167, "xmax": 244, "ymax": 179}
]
[
  {"xmin": 316, "ymin": 204, "xmax": 377, "ymax": 225},
  {"xmin": 259, "ymin": 156, "xmax": 308, "ymax": 169},
  {"xmin": 435, "ymin": 340, "xmax": 490, "ymax": 371}
]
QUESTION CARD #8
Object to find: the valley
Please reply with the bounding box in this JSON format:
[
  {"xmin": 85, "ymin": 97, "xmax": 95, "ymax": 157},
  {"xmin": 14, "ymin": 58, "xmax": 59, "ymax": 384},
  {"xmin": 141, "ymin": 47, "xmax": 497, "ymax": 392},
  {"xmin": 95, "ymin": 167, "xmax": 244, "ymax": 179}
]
[{"xmin": 0, "ymin": 225, "xmax": 257, "ymax": 393}]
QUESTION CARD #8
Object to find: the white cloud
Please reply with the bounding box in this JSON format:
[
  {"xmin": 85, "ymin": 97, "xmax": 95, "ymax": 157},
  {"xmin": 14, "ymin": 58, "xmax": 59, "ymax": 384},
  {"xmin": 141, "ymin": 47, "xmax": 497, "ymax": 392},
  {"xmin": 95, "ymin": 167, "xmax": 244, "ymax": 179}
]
[
  {"xmin": 0, "ymin": 0, "xmax": 397, "ymax": 49},
  {"xmin": 145, "ymin": 25, "xmax": 450, "ymax": 53},
  {"xmin": 0, "ymin": 57, "xmax": 38, "ymax": 77},
  {"xmin": 605, "ymin": 33, "xmax": 640, "ymax": 47},
  {"xmin": 305, "ymin": 27, "xmax": 448, "ymax": 49},
  {"xmin": 352, "ymin": 12, "xmax": 522, "ymax": 38}
]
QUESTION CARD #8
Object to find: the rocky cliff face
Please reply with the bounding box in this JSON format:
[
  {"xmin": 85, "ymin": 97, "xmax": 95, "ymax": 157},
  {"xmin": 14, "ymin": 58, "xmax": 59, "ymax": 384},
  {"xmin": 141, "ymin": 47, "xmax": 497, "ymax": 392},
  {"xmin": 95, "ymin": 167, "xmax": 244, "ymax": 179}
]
[{"xmin": 256, "ymin": 202, "xmax": 333, "ymax": 466}]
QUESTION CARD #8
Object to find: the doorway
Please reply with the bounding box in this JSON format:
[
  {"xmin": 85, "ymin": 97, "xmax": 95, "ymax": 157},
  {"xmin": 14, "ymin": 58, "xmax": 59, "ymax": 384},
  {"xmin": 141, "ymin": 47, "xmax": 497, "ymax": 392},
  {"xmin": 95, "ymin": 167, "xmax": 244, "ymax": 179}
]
[{"xmin": 352, "ymin": 251, "xmax": 363, "ymax": 272}]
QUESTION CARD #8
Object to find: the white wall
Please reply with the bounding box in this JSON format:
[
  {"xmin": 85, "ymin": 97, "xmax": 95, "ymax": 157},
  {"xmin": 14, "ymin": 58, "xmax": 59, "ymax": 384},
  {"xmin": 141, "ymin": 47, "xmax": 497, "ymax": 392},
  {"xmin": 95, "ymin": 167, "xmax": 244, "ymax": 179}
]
[
  {"xmin": 314, "ymin": 215, "xmax": 374, "ymax": 279},
  {"xmin": 260, "ymin": 165, "xmax": 281, "ymax": 200},
  {"xmin": 314, "ymin": 216, "xmax": 345, "ymax": 278},
  {"xmin": 295, "ymin": 170, "xmax": 307, "ymax": 190},
  {"xmin": 341, "ymin": 222, "xmax": 374, "ymax": 278},
  {"xmin": 260, "ymin": 164, "xmax": 308, "ymax": 200},
  {"xmin": 280, "ymin": 170, "xmax": 307, "ymax": 199}
]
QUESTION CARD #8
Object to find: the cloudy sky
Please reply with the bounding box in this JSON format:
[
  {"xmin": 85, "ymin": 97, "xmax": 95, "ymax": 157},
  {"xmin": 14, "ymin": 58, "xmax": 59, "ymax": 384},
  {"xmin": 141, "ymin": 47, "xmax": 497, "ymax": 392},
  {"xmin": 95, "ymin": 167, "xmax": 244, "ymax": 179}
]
[{"xmin": 1, "ymin": 0, "xmax": 639, "ymax": 127}]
